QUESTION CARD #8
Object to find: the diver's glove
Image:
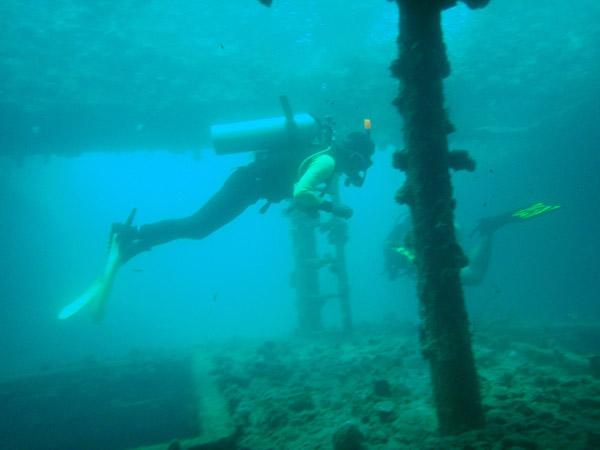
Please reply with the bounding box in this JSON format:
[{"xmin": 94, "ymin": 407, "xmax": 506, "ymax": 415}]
[{"xmin": 320, "ymin": 201, "xmax": 354, "ymax": 219}]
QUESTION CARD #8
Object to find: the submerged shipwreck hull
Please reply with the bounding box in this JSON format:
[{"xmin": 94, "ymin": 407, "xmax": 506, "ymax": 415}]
[{"xmin": 0, "ymin": 350, "xmax": 236, "ymax": 450}]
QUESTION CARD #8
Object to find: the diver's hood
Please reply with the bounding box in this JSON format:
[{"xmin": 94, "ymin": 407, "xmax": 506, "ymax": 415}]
[{"xmin": 339, "ymin": 131, "xmax": 374, "ymax": 187}]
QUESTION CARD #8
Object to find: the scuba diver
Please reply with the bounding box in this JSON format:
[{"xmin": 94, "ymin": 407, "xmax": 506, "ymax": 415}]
[
  {"xmin": 383, "ymin": 203, "xmax": 562, "ymax": 285},
  {"xmin": 58, "ymin": 97, "xmax": 375, "ymax": 321},
  {"xmin": 113, "ymin": 117, "xmax": 374, "ymax": 264}
]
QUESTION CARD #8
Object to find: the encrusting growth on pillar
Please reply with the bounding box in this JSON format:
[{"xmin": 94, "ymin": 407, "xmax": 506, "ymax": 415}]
[{"xmin": 390, "ymin": 0, "xmax": 490, "ymax": 435}]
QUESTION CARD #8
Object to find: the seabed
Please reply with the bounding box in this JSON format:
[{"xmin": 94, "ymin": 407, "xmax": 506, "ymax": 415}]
[{"xmin": 2, "ymin": 319, "xmax": 599, "ymax": 450}]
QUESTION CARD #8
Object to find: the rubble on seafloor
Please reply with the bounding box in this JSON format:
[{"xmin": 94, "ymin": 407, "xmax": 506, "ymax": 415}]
[
  {"xmin": 150, "ymin": 321, "xmax": 600, "ymax": 450},
  {"xmin": 3, "ymin": 321, "xmax": 599, "ymax": 450}
]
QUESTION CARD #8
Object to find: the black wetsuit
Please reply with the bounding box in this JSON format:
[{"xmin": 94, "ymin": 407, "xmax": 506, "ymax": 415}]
[{"xmin": 126, "ymin": 147, "xmax": 317, "ymax": 257}]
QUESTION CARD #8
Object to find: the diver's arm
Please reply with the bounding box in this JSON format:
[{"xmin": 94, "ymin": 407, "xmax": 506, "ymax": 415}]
[
  {"xmin": 460, "ymin": 233, "xmax": 493, "ymax": 286},
  {"xmin": 293, "ymin": 154, "xmax": 335, "ymax": 208}
]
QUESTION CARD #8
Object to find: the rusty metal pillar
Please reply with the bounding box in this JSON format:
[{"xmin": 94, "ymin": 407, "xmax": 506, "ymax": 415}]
[{"xmin": 390, "ymin": 0, "xmax": 489, "ymax": 434}]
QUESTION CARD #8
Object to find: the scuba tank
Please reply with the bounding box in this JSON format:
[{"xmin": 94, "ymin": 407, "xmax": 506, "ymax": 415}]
[{"xmin": 211, "ymin": 96, "xmax": 320, "ymax": 155}]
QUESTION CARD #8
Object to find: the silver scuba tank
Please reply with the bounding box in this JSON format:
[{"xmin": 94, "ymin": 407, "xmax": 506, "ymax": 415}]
[{"xmin": 211, "ymin": 113, "xmax": 319, "ymax": 155}]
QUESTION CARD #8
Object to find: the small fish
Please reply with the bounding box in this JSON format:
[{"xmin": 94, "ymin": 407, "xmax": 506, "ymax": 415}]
[
  {"xmin": 220, "ymin": 43, "xmax": 224, "ymax": 50},
  {"xmin": 213, "ymin": 293, "xmax": 218, "ymax": 302},
  {"xmin": 492, "ymin": 283, "xmax": 502, "ymax": 295},
  {"xmin": 258, "ymin": 0, "xmax": 273, "ymax": 7}
]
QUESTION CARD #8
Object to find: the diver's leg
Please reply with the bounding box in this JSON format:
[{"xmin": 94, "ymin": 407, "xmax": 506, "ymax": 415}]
[
  {"xmin": 460, "ymin": 232, "xmax": 493, "ymax": 286},
  {"xmin": 117, "ymin": 164, "xmax": 262, "ymax": 262},
  {"xmin": 461, "ymin": 203, "xmax": 562, "ymax": 286}
]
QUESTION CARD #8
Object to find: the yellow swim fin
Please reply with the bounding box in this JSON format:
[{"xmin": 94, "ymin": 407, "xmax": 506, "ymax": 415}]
[
  {"xmin": 511, "ymin": 202, "xmax": 562, "ymax": 220},
  {"xmin": 57, "ymin": 233, "xmax": 123, "ymax": 322},
  {"xmin": 57, "ymin": 278, "xmax": 104, "ymax": 320},
  {"xmin": 58, "ymin": 208, "xmax": 135, "ymax": 322},
  {"xmin": 91, "ymin": 233, "xmax": 123, "ymax": 323},
  {"xmin": 470, "ymin": 202, "xmax": 562, "ymax": 237}
]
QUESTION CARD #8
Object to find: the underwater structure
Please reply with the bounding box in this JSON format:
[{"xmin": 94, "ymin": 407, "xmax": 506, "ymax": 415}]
[
  {"xmin": 0, "ymin": 352, "xmax": 199, "ymax": 449},
  {"xmin": 289, "ymin": 175, "xmax": 353, "ymax": 333},
  {"xmin": 289, "ymin": 209, "xmax": 324, "ymax": 332},
  {"xmin": 326, "ymin": 179, "xmax": 353, "ymax": 332},
  {"xmin": 390, "ymin": 0, "xmax": 490, "ymax": 434}
]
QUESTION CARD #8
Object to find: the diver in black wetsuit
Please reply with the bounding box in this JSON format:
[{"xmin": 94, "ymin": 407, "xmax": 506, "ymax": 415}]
[{"xmin": 112, "ymin": 130, "xmax": 375, "ymax": 264}]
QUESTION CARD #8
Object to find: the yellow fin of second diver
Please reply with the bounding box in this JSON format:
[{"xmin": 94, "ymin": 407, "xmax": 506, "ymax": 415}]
[{"xmin": 511, "ymin": 202, "xmax": 562, "ymax": 220}]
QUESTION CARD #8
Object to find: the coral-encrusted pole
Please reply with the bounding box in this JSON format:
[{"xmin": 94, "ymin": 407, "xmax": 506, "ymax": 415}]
[
  {"xmin": 327, "ymin": 177, "xmax": 352, "ymax": 332},
  {"xmin": 289, "ymin": 211, "xmax": 323, "ymax": 333},
  {"xmin": 390, "ymin": 0, "xmax": 489, "ymax": 434}
]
